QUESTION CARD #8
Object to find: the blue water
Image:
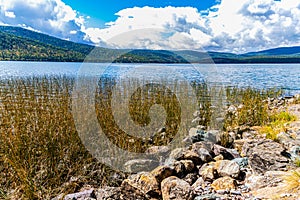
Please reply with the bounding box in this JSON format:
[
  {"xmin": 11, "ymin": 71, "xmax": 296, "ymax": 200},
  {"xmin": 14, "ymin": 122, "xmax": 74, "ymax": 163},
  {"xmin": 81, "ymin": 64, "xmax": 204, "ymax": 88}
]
[{"xmin": 0, "ymin": 61, "xmax": 300, "ymax": 95}]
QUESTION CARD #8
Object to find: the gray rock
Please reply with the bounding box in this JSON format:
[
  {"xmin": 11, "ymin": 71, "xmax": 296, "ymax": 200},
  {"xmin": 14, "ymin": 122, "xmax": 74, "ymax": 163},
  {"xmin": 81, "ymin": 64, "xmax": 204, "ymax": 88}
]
[
  {"xmin": 194, "ymin": 194, "xmax": 219, "ymax": 200},
  {"xmin": 96, "ymin": 187, "xmax": 121, "ymax": 200},
  {"xmin": 168, "ymin": 148, "xmax": 202, "ymax": 165},
  {"xmin": 232, "ymin": 157, "xmax": 249, "ymax": 168},
  {"xmin": 161, "ymin": 176, "xmax": 194, "ymax": 200},
  {"xmin": 242, "ymin": 139, "xmax": 290, "ymax": 174},
  {"xmin": 289, "ymin": 146, "xmax": 300, "ymax": 162},
  {"xmin": 277, "ymin": 132, "xmax": 300, "ymax": 149},
  {"xmin": 214, "ymin": 160, "xmax": 240, "ymax": 178},
  {"xmin": 124, "ymin": 159, "xmax": 159, "ymax": 173},
  {"xmin": 195, "ymin": 148, "xmax": 213, "ymax": 163},
  {"xmin": 64, "ymin": 189, "xmax": 96, "ymax": 200},
  {"xmin": 191, "ymin": 141, "xmax": 214, "ymax": 154}
]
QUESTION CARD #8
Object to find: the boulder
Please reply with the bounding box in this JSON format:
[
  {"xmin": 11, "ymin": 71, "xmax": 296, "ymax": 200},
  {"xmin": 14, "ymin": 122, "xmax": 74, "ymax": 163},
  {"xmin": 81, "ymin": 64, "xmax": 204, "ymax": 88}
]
[
  {"xmin": 199, "ymin": 164, "xmax": 217, "ymax": 181},
  {"xmin": 168, "ymin": 148, "xmax": 201, "ymax": 165},
  {"xmin": 121, "ymin": 172, "xmax": 161, "ymax": 198},
  {"xmin": 242, "ymin": 139, "xmax": 290, "ymax": 174},
  {"xmin": 161, "ymin": 176, "xmax": 194, "ymax": 200},
  {"xmin": 194, "ymin": 148, "xmax": 213, "ymax": 163},
  {"xmin": 180, "ymin": 160, "xmax": 195, "ymax": 173},
  {"xmin": 212, "ymin": 144, "xmax": 240, "ymax": 160},
  {"xmin": 151, "ymin": 166, "xmax": 174, "ymax": 184},
  {"xmin": 214, "ymin": 160, "xmax": 240, "ymax": 178},
  {"xmin": 211, "ymin": 176, "xmax": 237, "ymax": 191}
]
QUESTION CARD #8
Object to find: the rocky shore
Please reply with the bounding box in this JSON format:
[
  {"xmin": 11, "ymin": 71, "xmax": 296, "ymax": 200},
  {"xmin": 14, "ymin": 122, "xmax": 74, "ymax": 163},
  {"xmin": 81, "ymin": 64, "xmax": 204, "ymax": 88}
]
[{"xmin": 56, "ymin": 95, "xmax": 300, "ymax": 200}]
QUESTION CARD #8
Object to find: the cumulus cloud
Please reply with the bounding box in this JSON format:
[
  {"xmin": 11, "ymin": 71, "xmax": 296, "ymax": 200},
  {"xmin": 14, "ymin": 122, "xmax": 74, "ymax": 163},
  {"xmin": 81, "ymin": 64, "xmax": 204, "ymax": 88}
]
[
  {"xmin": 83, "ymin": 0, "xmax": 300, "ymax": 53},
  {"xmin": 0, "ymin": 0, "xmax": 87, "ymax": 43},
  {"xmin": 1, "ymin": 0, "xmax": 300, "ymax": 52}
]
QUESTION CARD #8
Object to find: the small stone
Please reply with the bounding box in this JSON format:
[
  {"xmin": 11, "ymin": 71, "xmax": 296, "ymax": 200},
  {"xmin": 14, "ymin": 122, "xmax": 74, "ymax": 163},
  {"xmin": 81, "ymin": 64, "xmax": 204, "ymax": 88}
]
[
  {"xmin": 230, "ymin": 190, "xmax": 242, "ymax": 195},
  {"xmin": 96, "ymin": 187, "xmax": 121, "ymax": 200},
  {"xmin": 193, "ymin": 110, "xmax": 201, "ymax": 117},
  {"xmin": 211, "ymin": 176, "xmax": 237, "ymax": 190},
  {"xmin": 214, "ymin": 155, "xmax": 224, "ymax": 161},
  {"xmin": 192, "ymin": 177, "xmax": 205, "ymax": 190},
  {"xmin": 124, "ymin": 159, "xmax": 159, "ymax": 173},
  {"xmin": 216, "ymin": 189, "xmax": 227, "ymax": 195},
  {"xmin": 228, "ymin": 105, "xmax": 237, "ymax": 113},
  {"xmin": 183, "ymin": 173, "xmax": 199, "ymax": 185},
  {"xmin": 172, "ymin": 161, "xmax": 186, "ymax": 178},
  {"xmin": 145, "ymin": 146, "xmax": 170, "ymax": 155},
  {"xmin": 161, "ymin": 176, "xmax": 194, "ymax": 200},
  {"xmin": 183, "ymin": 150, "xmax": 202, "ymax": 165},
  {"xmin": 194, "ymin": 194, "xmax": 219, "ymax": 200}
]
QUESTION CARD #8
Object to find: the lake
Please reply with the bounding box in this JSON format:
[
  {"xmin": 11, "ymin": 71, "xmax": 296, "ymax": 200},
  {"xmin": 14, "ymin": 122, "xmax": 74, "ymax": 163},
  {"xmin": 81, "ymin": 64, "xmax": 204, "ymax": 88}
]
[{"xmin": 0, "ymin": 61, "xmax": 300, "ymax": 95}]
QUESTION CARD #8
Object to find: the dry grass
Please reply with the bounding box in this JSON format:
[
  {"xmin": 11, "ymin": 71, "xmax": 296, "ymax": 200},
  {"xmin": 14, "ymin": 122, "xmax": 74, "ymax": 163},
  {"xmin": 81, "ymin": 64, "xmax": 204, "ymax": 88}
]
[
  {"xmin": 0, "ymin": 76, "xmax": 217, "ymax": 199},
  {"xmin": 224, "ymin": 87, "xmax": 282, "ymax": 130},
  {"xmin": 0, "ymin": 76, "xmax": 118, "ymax": 199},
  {"xmin": 0, "ymin": 75, "xmax": 289, "ymax": 199},
  {"xmin": 283, "ymin": 169, "xmax": 300, "ymax": 193}
]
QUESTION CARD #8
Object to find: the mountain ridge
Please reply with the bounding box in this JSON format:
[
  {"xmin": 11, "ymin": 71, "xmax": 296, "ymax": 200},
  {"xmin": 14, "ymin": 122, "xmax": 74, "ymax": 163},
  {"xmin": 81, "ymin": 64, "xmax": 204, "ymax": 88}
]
[{"xmin": 1, "ymin": 25, "xmax": 300, "ymax": 63}]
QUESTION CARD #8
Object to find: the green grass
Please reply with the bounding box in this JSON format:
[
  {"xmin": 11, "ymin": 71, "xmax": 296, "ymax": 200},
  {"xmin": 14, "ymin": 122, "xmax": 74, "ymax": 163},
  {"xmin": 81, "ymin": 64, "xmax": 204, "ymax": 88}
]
[
  {"xmin": 258, "ymin": 111, "xmax": 297, "ymax": 141},
  {"xmin": 294, "ymin": 158, "xmax": 300, "ymax": 167}
]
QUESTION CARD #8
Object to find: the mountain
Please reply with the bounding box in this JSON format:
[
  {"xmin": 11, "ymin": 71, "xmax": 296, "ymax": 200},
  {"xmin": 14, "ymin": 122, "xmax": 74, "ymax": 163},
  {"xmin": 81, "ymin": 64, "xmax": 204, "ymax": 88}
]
[
  {"xmin": 244, "ymin": 46, "xmax": 300, "ymax": 56},
  {"xmin": 1, "ymin": 25, "xmax": 300, "ymax": 63}
]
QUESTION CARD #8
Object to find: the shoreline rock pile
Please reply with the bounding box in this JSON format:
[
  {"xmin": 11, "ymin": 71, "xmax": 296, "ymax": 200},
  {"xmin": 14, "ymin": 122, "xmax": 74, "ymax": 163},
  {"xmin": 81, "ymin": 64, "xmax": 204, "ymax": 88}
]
[{"xmin": 56, "ymin": 95, "xmax": 300, "ymax": 200}]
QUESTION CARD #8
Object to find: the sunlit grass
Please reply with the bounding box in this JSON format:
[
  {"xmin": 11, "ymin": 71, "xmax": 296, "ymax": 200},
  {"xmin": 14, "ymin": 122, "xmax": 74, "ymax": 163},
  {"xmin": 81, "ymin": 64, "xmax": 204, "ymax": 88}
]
[
  {"xmin": 283, "ymin": 169, "xmax": 300, "ymax": 193},
  {"xmin": 258, "ymin": 111, "xmax": 297, "ymax": 141},
  {"xmin": 0, "ymin": 75, "xmax": 290, "ymax": 199}
]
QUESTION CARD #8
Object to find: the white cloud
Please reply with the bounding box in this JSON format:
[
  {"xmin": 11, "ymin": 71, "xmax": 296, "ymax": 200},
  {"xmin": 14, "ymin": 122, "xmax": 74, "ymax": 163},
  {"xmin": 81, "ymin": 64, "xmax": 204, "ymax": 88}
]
[
  {"xmin": 1, "ymin": 0, "xmax": 300, "ymax": 52},
  {"xmin": 0, "ymin": 0, "xmax": 88, "ymax": 43},
  {"xmin": 82, "ymin": 0, "xmax": 300, "ymax": 53},
  {"xmin": 4, "ymin": 11, "xmax": 15, "ymax": 18}
]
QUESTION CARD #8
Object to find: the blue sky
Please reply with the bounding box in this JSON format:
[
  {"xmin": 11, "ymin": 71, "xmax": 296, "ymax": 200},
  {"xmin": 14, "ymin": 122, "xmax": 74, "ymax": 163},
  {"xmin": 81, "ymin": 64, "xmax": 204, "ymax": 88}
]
[
  {"xmin": 0, "ymin": 0, "xmax": 299, "ymax": 53},
  {"xmin": 62, "ymin": 0, "xmax": 218, "ymax": 27}
]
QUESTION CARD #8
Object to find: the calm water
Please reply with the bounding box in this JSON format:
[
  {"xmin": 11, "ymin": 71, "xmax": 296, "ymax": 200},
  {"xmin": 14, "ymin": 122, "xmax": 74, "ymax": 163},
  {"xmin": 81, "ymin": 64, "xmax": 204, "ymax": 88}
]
[{"xmin": 0, "ymin": 61, "xmax": 300, "ymax": 95}]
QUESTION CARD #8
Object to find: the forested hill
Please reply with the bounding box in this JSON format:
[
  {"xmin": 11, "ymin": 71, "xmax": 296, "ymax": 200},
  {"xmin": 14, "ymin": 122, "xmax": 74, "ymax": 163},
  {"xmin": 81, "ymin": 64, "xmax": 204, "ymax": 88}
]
[{"xmin": 1, "ymin": 26, "xmax": 300, "ymax": 63}]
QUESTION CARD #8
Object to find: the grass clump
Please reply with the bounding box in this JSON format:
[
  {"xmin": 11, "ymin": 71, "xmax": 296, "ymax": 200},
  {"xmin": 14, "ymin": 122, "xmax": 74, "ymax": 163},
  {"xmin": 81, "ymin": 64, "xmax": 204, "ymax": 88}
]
[
  {"xmin": 258, "ymin": 111, "xmax": 297, "ymax": 141},
  {"xmin": 224, "ymin": 87, "xmax": 280, "ymax": 130},
  {"xmin": 294, "ymin": 158, "xmax": 300, "ymax": 167},
  {"xmin": 283, "ymin": 169, "xmax": 300, "ymax": 193}
]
